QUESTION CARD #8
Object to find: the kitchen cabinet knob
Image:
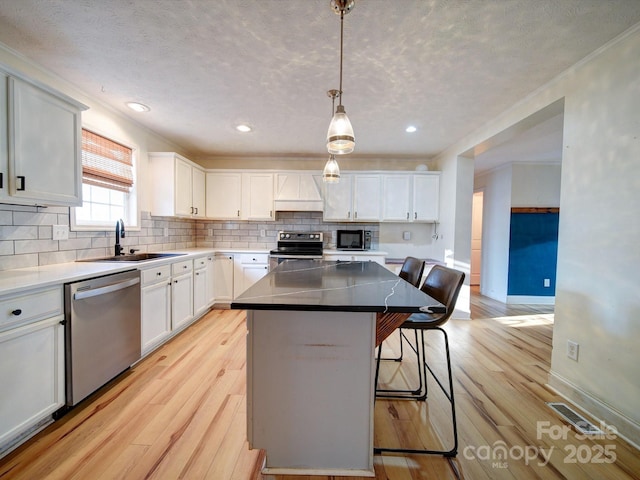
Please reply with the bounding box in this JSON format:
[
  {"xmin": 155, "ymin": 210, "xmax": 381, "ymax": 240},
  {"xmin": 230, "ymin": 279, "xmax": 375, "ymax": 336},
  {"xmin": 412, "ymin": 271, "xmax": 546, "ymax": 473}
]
[
  {"xmin": 157, "ymin": 272, "xmax": 162, "ymax": 276},
  {"xmin": 12, "ymin": 309, "xmax": 22, "ymax": 316}
]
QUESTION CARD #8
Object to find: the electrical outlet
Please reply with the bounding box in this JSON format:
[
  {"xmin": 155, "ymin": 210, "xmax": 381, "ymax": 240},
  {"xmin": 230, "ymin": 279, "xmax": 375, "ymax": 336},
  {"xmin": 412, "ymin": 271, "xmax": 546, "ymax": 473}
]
[
  {"xmin": 403, "ymin": 231, "xmax": 411, "ymax": 241},
  {"xmin": 52, "ymin": 225, "xmax": 69, "ymax": 240},
  {"xmin": 567, "ymin": 340, "xmax": 579, "ymax": 361},
  {"xmin": 260, "ymin": 229, "xmax": 266, "ymax": 237},
  {"xmin": 544, "ymin": 278, "xmax": 551, "ymax": 287},
  {"xmin": 164, "ymin": 227, "xmax": 169, "ymax": 237},
  {"xmin": 207, "ymin": 229, "xmax": 213, "ymax": 236}
]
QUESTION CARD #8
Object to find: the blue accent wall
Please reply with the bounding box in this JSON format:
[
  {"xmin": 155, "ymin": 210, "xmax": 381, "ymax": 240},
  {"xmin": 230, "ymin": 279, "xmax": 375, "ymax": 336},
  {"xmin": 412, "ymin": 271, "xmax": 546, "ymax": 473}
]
[{"xmin": 507, "ymin": 212, "xmax": 559, "ymax": 296}]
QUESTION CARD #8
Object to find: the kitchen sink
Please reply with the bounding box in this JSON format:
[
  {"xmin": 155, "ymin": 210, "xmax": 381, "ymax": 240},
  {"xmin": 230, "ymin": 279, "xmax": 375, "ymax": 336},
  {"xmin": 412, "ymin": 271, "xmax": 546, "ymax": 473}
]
[{"xmin": 77, "ymin": 253, "xmax": 186, "ymax": 263}]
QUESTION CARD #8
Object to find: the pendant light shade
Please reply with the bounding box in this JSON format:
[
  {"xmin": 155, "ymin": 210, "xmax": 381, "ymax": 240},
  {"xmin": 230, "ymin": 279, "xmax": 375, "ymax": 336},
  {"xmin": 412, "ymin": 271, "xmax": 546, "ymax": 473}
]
[
  {"xmin": 327, "ymin": 105, "xmax": 355, "ymax": 155},
  {"xmin": 323, "ymin": 155, "xmax": 341, "ymax": 183}
]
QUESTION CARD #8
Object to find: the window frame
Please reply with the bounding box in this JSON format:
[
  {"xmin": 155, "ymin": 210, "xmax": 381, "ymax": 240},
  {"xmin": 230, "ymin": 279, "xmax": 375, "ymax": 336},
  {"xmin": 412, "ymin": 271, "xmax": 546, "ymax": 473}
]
[{"xmin": 71, "ymin": 126, "xmax": 140, "ymax": 232}]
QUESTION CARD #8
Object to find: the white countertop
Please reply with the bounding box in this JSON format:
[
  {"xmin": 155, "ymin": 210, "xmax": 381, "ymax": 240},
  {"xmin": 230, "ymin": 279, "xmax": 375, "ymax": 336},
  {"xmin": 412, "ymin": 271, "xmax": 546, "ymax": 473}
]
[{"xmin": 0, "ymin": 248, "xmax": 264, "ymax": 297}]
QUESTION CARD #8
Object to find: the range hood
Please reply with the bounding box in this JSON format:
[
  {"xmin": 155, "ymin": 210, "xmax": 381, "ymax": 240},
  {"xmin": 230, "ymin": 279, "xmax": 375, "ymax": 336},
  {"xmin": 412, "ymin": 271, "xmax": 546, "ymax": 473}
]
[{"xmin": 274, "ymin": 173, "xmax": 324, "ymax": 212}]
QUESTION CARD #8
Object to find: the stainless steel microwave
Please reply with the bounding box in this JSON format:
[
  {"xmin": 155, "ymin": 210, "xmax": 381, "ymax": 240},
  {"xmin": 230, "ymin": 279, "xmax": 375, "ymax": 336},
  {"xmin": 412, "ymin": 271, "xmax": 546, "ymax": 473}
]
[{"xmin": 336, "ymin": 230, "xmax": 372, "ymax": 250}]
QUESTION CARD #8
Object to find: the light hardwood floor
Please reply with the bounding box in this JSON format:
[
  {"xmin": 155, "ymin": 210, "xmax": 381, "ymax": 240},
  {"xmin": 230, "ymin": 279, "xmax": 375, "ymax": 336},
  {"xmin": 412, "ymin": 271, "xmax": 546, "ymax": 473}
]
[{"xmin": 1, "ymin": 290, "xmax": 638, "ymax": 480}]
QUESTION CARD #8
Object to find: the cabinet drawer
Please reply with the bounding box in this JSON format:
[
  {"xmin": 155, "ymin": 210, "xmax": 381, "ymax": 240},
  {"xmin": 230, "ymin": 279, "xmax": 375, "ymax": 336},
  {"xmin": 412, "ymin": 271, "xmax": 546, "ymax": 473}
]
[
  {"xmin": 1, "ymin": 286, "xmax": 63, "ymax": 331},
  {"xmin": 239, "ymin": 253, "xmax": 269, "ymax": 264},
  {"xmin": 193, "ymin": 256, "xmax": 209, "ymax": 270},
  {"xmin": 141, "ymin": 265, "xmax": 172, "ymax": 286},
  {"xmin": 172, "ymin": 259, "xmax": 193, "ymax": 275}
]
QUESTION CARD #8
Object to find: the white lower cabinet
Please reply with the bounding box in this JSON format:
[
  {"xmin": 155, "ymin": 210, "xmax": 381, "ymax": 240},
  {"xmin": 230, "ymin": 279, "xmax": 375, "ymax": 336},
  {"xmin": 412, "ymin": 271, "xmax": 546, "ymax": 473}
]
[
  {"xmin": 171, "ymin": 260, "xmax": 194, "ymax": 331},
  {"xmin": 233, "ymin": 254, "xmax": 269, "ymax": 299},
  {"xmin": 140, "ymin": 264, "xmax": 172, "ymax": 355},
  {"xmin": 193, "ymin": 256, "xmax": 210, "ymax": 318},
  {"xmin": 214, "ymin": 254, "xmax": 234, "ymax": 303},
  {"xmin": 0, "ymin": 286, "xmax": 64, "ymax": 450}
]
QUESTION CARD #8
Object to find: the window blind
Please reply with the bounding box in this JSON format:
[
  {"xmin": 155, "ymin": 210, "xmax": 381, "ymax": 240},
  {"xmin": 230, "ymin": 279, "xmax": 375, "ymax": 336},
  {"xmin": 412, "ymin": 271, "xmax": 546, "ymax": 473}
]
[{"xmin": 81, "ymin": 129, "xmax": 133, "ymax": 192}]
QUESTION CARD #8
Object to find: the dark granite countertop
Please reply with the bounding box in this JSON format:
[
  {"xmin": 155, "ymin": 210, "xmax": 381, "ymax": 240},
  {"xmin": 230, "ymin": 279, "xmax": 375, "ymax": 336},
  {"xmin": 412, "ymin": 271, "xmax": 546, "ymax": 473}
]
[{"xmin": 231, "ymin": 259, "xmax": 443, "ymax": 313}]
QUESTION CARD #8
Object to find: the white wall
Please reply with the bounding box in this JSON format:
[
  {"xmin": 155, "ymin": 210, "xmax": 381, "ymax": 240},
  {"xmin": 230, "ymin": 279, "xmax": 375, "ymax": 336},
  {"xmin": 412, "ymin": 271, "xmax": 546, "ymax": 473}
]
[
  {"xmin": 511, "ymin": 163, "xmax": 562, "ymax": 207},
  {"xmin": 433, "ymin": 24, "xmax": 640, "ymax": 443},
  {"xmin": 475, "ymin": 165, "xmax": 512, "ymax": 302}
]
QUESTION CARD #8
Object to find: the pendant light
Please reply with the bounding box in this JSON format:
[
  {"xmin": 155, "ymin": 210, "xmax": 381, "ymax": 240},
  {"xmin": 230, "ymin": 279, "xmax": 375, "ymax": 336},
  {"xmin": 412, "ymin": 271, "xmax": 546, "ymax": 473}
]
[
  {"xmin": 326, "ymin": 0, "xmax": 355, "ymax": 155},
  {"xmin": 323, "ymin": 89, "xmax": 342, "ymax": 183}
]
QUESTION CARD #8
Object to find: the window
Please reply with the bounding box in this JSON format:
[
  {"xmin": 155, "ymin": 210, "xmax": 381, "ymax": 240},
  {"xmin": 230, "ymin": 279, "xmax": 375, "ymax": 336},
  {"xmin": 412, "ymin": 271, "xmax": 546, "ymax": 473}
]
[{"xmin": 72, "ymin": 128, "xmax": 138, "ymax": 230}]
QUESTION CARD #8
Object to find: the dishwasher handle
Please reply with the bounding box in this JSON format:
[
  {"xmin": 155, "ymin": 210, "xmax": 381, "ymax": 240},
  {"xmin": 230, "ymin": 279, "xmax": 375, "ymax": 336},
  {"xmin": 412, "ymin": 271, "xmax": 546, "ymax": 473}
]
[{"xmin": 73, "ymin": 277, "xmax": 140, "ymax": 300}]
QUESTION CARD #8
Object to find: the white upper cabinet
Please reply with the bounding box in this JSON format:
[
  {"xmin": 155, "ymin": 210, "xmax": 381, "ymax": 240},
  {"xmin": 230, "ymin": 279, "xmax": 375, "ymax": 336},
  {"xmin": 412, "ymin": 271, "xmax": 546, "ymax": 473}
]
[
  {"xmin": 206, "ymin": 171, "xmax": 273, "ymax": 221},
  {"xmin": 381, "ymin": 173, "xmax": 440, "ymax": 222},
  {"xmin": 149, "ymin": 152, "xmax": 206, "ymax": 218},
  {"xmin": 242, "ymin": 172, "xmax": 274, "ymax": 220},
  {"xmin": 206, "ymin": 172, "xmax": 242, "ymax": 219},
  {"xmin": 412, "ymin": 174, "xmax": 440, "ymax": 222},
  {"xmin": 324, "ymin": 174, "xmax": 381, "ymax": 222},
  {"xmin": 1, "ymin": 69, "xmax": 86, "ymax": 207}
]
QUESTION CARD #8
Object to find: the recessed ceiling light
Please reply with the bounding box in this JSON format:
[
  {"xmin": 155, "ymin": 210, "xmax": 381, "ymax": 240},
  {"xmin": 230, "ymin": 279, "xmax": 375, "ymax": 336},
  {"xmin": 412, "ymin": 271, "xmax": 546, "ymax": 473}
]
[
  {"xmin": 236, "ymin": 124, "xmax": 252, "ymax": 133},
  {"xmin": 405, "ymin": 125, "xmax": 417, "ymax": 133},
  {"xmin": 126, "ymin": 102, "xmax": 150, "ymax": 112}
]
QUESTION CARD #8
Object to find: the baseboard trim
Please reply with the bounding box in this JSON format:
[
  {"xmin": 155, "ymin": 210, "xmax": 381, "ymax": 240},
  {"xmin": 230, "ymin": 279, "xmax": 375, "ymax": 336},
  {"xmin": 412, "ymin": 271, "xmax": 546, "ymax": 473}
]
[
  {"xmin": 507, "ymin": 295, "xmax": 555, "ymax": 305},
  {"xmin": 548, "ymin": 371, "xmax": 640, "ymax": 449}
]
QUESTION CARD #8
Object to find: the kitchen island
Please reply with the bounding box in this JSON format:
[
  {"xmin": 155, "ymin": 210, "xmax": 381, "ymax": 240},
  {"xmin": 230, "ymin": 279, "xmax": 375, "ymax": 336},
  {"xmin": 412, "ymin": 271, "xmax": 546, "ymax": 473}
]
[{"xmin": 231, "ymin": 259, "xmax": 443, "ymax": 477}]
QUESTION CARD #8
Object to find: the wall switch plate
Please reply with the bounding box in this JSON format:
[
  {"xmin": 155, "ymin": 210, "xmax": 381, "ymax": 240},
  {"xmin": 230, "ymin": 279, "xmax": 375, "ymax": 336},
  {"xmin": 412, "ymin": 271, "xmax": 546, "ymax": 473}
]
[
  {"xmin": 260, "ymin": 229, "xmax": 266, "ymax": 237},
  {"xmin": 567, "ymin": 340, "xmax": 579, "ymax": 361},
  {"xmin": 52, "ymin": 225, "xmax": 69, "ymax": 240},
  {"xmin": 164, "ymin": 227, "xmax": 169, "ymax": 237},
  {"xmin": 403, "ymin": 231, "xmax": 411, "ymax": 241},
  {"xmin": 544, "ymin": 278, "xmax": 551, "ymax": 287}
]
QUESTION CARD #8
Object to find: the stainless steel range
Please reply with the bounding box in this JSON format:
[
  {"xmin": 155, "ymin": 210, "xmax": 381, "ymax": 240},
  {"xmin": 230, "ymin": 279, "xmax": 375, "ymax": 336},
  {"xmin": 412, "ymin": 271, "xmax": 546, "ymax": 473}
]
[{"xmin": 269, "ymin": 231, "xmax": 324, "ymax": 269}]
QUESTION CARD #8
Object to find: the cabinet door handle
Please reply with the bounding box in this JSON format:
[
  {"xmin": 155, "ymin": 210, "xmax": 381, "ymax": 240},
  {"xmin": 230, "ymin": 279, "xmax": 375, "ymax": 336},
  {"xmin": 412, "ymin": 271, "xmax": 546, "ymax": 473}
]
[
  {"xmin": 237, "ymin": 210, "xmax": 240, "ymax": 217},
  {"xmin": 195, "ymin": 207, "xmax": 198, "ymax": 214},
  {"xmin": 407, "ymin": 212, "xmax": 409, "ymax": 220},
  {"xmin": 414, "ymin": 212, "xmax": 417, "ymax": 220},
  {"xmin": 11, "ymin": 309, "xmax": 22, "ymax": 316},
  {"xmin": 0, "ymin": 172, "xmax": 3, "ymax": 189},
  {"xmin": 355, "ymin": 211, "xmax": 358, "ymax": 219},
  {"xmin": 191, "ymin": 206, "xmax": 194, "ymax": 214},
  {"xmin": 17, "ymin": 176, "xmax": 26, "ymax": 191},
  {"xmin": 347, "ymin": 211, "xmax": 351, "ymax": 219}
]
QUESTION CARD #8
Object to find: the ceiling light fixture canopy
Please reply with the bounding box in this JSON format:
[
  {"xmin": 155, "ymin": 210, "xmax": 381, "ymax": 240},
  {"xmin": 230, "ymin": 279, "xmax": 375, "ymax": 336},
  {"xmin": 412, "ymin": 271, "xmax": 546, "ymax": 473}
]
[{"xmin": 326, "ymin": 0, "xmax": 355, "ymax": 155}]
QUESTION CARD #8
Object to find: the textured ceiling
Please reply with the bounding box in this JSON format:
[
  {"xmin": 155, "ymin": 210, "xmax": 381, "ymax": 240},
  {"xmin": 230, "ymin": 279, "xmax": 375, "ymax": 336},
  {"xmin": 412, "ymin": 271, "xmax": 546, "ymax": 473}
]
[{"xmin": 1, "ymin": 0, "xmax": 639, "ymax": 163}]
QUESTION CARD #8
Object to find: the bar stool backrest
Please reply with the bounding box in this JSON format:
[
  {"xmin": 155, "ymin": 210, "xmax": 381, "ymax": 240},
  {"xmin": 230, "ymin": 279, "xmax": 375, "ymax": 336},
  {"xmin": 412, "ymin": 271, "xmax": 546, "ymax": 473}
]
[
  {"xmin": 419, "ymin": 265, "xmax": 465, "ymax": 326},
  {"xmin": 399, "ymin": 257, "xmax": 425, "ymax": 287}
]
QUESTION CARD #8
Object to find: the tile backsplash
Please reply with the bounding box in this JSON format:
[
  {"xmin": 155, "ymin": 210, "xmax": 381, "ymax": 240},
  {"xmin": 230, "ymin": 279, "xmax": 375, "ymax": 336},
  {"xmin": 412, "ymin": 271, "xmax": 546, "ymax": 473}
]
[{"xmin": 0, "ymin": 206, "xmax": 378, "ymax": 272}]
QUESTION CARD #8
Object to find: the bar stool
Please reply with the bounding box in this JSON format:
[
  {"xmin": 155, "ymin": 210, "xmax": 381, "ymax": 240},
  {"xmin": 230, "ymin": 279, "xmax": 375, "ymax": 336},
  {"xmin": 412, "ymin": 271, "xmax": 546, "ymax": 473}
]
[{"xmin": 374, "ymin": 265, "xmax": 465, "ymax": 456}]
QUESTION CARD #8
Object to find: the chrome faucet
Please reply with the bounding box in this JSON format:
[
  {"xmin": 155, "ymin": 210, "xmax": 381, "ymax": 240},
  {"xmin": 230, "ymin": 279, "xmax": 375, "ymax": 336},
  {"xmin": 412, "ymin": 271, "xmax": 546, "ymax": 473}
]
[{"xmin": 114, "ymin": 219, "xmax": 125, "ymax": 256}]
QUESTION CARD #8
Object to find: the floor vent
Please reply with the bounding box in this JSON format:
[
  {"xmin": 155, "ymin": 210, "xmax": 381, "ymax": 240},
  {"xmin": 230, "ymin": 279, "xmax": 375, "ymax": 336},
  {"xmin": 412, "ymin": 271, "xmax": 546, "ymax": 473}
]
[{"xmin": 547, "ymin": 402, "xmax": 603, "ymax": 435}]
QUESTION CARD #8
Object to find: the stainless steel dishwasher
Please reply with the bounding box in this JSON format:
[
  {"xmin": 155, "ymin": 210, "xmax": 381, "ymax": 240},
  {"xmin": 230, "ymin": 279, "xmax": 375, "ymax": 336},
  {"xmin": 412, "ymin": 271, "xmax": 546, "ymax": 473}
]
[{"xmin": 64, "ymin": 269, "xmax": 141, "ymax": 406}]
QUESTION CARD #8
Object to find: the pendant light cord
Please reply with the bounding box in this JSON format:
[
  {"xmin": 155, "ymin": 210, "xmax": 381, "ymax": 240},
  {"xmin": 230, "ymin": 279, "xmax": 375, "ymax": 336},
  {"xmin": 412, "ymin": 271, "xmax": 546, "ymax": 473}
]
[{"xmin": 339, "ymin": 8, "xmax": 344, "ymax": 107}]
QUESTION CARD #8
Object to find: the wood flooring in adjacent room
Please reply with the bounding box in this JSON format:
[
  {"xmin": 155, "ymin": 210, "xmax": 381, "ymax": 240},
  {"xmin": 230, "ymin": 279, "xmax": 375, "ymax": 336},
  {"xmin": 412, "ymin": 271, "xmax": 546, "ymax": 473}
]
[{"xmin": 1, "ymin": 289, "xmax": 638, "ymax": 479}]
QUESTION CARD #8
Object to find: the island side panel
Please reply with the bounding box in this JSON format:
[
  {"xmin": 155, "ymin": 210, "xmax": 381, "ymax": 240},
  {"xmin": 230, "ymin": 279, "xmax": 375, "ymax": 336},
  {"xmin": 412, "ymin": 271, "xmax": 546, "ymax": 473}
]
[{"xmin": 246, "ymin": 309, "xmax": 375, "ymax": 476}]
